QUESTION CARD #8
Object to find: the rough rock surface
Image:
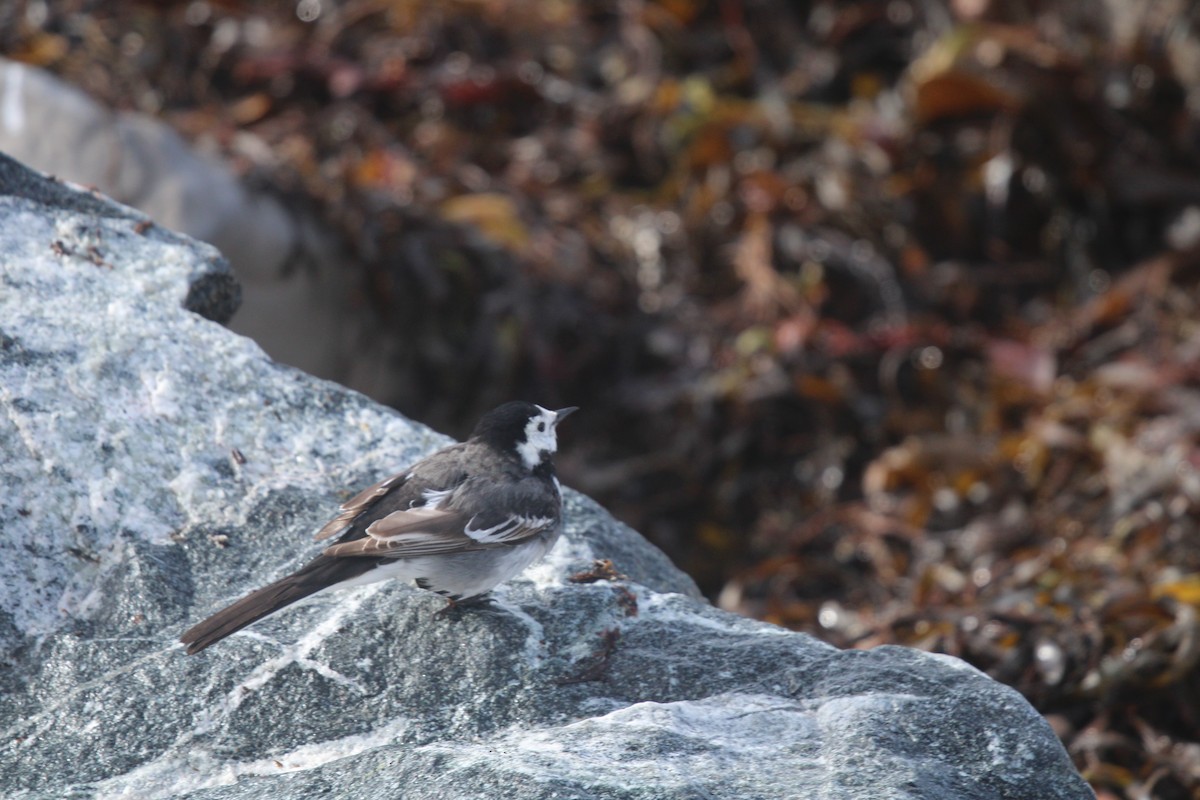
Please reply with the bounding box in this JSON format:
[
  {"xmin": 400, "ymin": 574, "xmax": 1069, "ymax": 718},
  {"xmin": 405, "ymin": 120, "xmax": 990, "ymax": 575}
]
[
  {"xmin": 0, "ymin": 58, "xmax": 355, "ymax": 382},
  {"xmin": 0, "ymin": 152, "xmax": 1094, "ymax": 799}
]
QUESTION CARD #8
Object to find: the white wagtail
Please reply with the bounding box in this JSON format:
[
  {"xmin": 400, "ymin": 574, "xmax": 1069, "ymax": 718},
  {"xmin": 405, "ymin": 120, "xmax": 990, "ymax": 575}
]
[{"xmin": 181, "ymin": 401, "xmax": 577, "ymax": 655}]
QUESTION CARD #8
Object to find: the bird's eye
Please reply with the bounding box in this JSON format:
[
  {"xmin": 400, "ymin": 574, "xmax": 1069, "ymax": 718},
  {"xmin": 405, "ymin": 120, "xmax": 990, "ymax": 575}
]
[{"xmin": 537, "ymin": 422, "xmax": 546, "ymax": 432}]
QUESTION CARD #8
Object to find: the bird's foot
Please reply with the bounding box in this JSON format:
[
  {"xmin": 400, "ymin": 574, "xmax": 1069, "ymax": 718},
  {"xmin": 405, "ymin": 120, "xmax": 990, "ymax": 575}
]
[{"xmin": 433, "ymin": 593, "xmax": 498, "ymax": 621}]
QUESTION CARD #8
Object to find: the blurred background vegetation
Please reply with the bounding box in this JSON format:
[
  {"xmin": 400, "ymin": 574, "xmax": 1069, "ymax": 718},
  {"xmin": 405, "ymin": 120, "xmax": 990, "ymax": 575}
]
[{"xmin": 4, "ymin": 1, "xmax": 1200, "ymax": 796}]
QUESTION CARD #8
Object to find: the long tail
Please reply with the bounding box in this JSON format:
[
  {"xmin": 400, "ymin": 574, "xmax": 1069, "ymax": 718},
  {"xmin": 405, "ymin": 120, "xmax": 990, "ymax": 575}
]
[{"xmin": 180, "ymin": 556, "xmax": 375, "ymax": 655}]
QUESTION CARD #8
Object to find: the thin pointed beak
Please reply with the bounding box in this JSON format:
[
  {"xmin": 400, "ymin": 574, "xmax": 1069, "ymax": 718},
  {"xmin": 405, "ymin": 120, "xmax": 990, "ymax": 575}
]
[{"xmin": 553, "ymin": 406, "xmax": 579, "ymax": 425}]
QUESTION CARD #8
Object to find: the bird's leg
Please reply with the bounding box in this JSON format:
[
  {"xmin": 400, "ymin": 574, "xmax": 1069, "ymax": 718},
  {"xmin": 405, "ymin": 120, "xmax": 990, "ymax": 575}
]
[{"xmin": 433, "ymin": 593, "xmax": 498, "ymax": 620}]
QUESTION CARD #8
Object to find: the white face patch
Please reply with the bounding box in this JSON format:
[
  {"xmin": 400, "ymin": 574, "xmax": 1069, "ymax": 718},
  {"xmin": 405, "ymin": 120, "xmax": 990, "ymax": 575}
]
[{"xmin": 516, "ymin": 405, "xmax": 560, "ymax": 470}]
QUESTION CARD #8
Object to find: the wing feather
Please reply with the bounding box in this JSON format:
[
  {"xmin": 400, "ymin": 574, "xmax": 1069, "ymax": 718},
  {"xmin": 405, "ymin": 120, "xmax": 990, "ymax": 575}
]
[
  {"xmin": 465, "ymin": 514, "xmax": 557, "ymax": 544},
  {"xmin": 321, "ymin": 506, "xmax": 555, "ymax": 559},
  {"xmin": 366, "ymin": 506, "xmax": 463, "ymax": 537},
  {"xmin": 314, "ymin": 471, "xmax": 409, "ymax": 541}
]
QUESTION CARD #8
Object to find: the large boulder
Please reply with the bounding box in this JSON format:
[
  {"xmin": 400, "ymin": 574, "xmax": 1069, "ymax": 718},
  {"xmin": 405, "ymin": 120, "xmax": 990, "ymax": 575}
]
[
  {"xmin": 0, "ymin": 152, "xmax": 1093, "ymax": 799},
  {"xmin": 0, "ymin": 58, "xmax": 357, "ymax": 385}
]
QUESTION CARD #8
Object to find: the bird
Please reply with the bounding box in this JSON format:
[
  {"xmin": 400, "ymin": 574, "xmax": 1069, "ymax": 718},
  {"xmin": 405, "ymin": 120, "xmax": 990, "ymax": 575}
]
[{"xmin": 181, "ymin": 401, "xmax": 577, "ymax": 655}]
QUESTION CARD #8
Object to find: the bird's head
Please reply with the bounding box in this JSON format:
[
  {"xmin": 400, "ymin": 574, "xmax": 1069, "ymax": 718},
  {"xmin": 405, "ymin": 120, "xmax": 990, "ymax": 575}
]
[{"xmin": 471, "ymin": 401, "xmax": 578, "ymax": 470}]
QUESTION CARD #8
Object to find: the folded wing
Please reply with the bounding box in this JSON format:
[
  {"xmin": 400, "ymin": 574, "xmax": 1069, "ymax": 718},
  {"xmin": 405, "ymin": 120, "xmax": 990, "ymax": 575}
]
[
  {"xmin": 314, "ymin": 471, "xmax": 409, "ymax": 541},
  {"xmin": 321, "ymin": 505, "xmax": 556, "ymax": 559}
]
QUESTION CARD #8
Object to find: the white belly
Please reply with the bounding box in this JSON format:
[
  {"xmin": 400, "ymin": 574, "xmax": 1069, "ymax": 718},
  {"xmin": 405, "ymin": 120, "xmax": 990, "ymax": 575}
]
[{"xmin": 331, "ymin": 533, "xmax": 558, "ymax": 600}]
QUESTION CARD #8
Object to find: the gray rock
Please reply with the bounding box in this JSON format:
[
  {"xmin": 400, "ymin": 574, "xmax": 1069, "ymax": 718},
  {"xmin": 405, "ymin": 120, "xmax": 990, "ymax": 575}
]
[
  {"xmin": 0, "ymin": 58, "xmax": 355, "ymax": 383},
  {"xmin": 0, "ymin": 153, "xmax": 1093, "ymax": 799},
  {"xmin": 0, "ymin": 58, "xmax": 294, "ymax": 281}
]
